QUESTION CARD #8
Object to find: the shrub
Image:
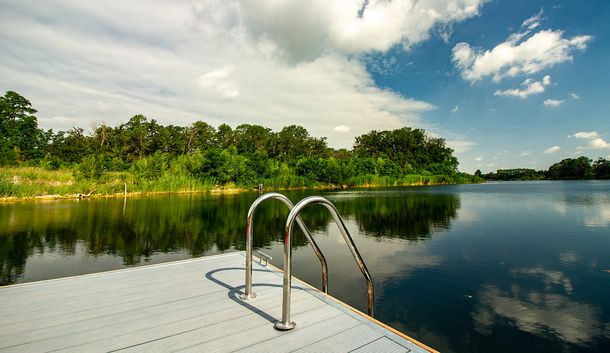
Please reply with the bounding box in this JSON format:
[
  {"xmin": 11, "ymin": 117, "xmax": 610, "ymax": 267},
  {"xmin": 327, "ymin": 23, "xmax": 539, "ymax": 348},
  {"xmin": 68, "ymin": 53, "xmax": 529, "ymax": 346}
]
[
  {"xmin": 76, "ymin": 154, "xmax": 109, "ymax": 180},
  {"xmin": 131, "ymin": 152, "xmax": 170, "ymax": 182},
  {"xmin": 0, "ymin": 177, "xmax": 15, "ymax": 196}
]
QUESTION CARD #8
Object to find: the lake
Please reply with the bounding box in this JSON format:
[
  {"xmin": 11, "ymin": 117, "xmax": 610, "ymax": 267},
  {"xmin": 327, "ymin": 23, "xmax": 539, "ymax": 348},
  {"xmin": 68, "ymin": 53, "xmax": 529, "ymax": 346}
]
[{"xmin": 1, "ymin": 181, "xmax": 609, "ymax": 353}]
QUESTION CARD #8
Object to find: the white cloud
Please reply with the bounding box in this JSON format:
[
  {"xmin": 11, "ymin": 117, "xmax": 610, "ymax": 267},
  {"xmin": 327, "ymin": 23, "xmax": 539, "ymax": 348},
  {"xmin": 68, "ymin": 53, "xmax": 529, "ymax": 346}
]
[
  {"xmin": 521, "ymin": 10, "xmax": 543, "ymax": 32},
  {"xmin": 588, "ymin": 138, "xmax": 610, "ymax": 149},
  {"xmin": 544, "ymin": 145, "xmax": 561, "ymax": 154},
  {"xmin": 226, "ymin": 0, "xmax": 487, "ymax": 63},
  {"xmin": 452, "ymin": 12, "xmax": 592, "ymax": 82},
  {"xmin": 333, "ymin": 125, "xmax": 351, "ymax": 133},
  {"xmin": 494, "ymin": 75, "xmax": 551, "ymax": 98},
  {"xmin": 572, "ymin": 132, "xmax": 610, "ymax": 151},
  {"xmin": 475, "ymin": 157, "xmax": 483, "ymax": 161},
  {"xmin": 570, "ymin": 92, "xmax": 580, "ymax": 99},
  {"xmin": 543, "ymin": 99, "xmax": 564, "ymax": 107},
  {"xmin": 572, "ymin": 131, "xmax": 599, "ymax": 139},
  {"xmin": 37, "ymin": 116, "xmax": 82, "ymax": 131},
  {"xmin": 520, "ymin": 151, "xmax": 531, "ymax": 157},
  {"xmin": 452, "ymin": 105, "xmax": 459, "ymax": 113},
  {"xmin": 196, "ymin": 66, "xmax": 239, "ymax": 99},
  {"xmin": 0, "ymin": 1, "xmax": 487, "ymax": 149},
  {"xmin": 446, "ymin": 140, "xmax": 476, "ymax": 153}
]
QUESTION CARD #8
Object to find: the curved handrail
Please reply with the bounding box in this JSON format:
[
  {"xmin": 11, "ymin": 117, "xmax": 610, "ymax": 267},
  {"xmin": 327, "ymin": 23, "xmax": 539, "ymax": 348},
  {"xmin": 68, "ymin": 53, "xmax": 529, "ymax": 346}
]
[
  {"xmin": 241, "ymin": 193, "xmax": 328, "ymax": 301},
  {"xmin": 274, "ymin": 196, "xmax": 374, "ymax": 331}
]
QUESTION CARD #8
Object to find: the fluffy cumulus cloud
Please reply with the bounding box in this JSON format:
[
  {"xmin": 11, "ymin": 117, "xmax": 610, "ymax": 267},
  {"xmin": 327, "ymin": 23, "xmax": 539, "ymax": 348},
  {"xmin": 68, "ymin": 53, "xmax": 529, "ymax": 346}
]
[
  {"xmin": 452, "ymin": 12, "xmax": 592, "ymax": 82},
  {"xmin": 544, "ymin": 145, "xmax": 561, "ymax": 154},
  {"xmin": 221, "ymin": 0, "xmax": 487, "ymax": 63},
  {"xmin": 446, "ymin": 140, "xmax": 476, "ymax": 153},
  {"xmin": 543, "ymin": 98, "xmax": 564, "ymax": 107},
  {"xmin": 333, "ymin": 125, "xmax": 351, "ymax": 133},
  {"xmin": 570, "ymin": 131, "xmax": 610, "ymax": 150},
  {"xmin": 0, "ymin": 0, "xmax": 486, "ymax": 148},
  {"xmin": 587, "ymin": 138, "xmax": 610, "ymax": 150},
  {"xmin": 196, "ymin": 66, "xmax": 240, "ymax": 99},
  {"xmin": 572, "ymin": 131, "xmax": 600, "ymax": 139},
  {"xmin": 494, "ymin": 75, "xmax": 551, "ymax": 98}
]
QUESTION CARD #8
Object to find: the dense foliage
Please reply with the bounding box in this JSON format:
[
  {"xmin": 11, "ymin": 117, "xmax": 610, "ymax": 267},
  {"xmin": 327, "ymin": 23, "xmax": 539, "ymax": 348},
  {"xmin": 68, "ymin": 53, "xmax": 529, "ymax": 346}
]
[
  {"xmin": 482, "ymin": 168, "xmax": 546, "ymax": 181},
  {"xmin": 481, "ymin": 156, "xmax": 610, "ymax": 181},
  {"xmin": 0, "ymin": 91, "xmax": 473, "ymax": 196}
]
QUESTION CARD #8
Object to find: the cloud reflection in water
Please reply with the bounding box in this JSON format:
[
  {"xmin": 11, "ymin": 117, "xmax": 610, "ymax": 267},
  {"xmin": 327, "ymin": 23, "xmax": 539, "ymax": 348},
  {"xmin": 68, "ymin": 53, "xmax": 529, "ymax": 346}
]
[{"xmin": 472, "ymin": 268, "xmax": 608, "ymax": 345}]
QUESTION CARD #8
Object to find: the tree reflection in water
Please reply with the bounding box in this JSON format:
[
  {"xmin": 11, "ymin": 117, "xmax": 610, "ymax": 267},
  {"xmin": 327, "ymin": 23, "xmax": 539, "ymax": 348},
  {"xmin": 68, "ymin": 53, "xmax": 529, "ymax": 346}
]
[{"xmin": 0, "ymin": 189, "xmax": 459, "ymax": 285}]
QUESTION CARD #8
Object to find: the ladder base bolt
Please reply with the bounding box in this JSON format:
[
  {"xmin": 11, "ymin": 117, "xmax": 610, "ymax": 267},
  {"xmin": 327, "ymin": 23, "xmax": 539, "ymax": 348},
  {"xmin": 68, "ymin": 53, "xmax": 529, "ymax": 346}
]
[
  {"xmin": 274, "ymin": 321, "xmax": 296, "ymax": 331},
  {"xmin": 239, "ymin": 292, "xmax": 257, "ymax": 300}
]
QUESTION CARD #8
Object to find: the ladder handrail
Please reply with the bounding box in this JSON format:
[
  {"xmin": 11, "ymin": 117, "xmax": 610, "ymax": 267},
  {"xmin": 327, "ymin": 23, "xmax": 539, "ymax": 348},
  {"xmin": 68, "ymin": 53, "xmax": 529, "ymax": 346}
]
[
  {"xmin": 274, "ymin": 196, "xmax": 374, "ymax": 331},
  {"xmin": 241, "ymin": 192, "xmax": 328, "ymax": 301}
]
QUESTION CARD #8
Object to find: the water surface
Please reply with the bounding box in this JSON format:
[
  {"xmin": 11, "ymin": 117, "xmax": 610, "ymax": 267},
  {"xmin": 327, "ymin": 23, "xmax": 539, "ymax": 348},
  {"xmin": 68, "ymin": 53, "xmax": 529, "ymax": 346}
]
[{"xmin": 1, "ymin": 181, "xmax": 609, "ymax": 353}]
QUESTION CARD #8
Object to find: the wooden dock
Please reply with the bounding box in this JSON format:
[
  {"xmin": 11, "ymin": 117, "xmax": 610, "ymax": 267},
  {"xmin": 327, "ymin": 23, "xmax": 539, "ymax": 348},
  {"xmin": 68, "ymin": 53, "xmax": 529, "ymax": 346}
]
[{"xmin": 0, "ymin": 252, "xmax": 437, "ymax": 353}]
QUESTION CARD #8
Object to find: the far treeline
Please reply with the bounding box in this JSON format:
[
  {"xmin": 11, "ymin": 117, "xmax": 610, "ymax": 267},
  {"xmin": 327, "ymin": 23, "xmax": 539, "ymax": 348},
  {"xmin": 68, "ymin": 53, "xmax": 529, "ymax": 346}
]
[
  {"xmin": 0, "ymin": 91, "xmax": 478, "ymax": 198},
  {"xmin": 479, "ymin": 156, "xmax": 610, "ymax": 181}
]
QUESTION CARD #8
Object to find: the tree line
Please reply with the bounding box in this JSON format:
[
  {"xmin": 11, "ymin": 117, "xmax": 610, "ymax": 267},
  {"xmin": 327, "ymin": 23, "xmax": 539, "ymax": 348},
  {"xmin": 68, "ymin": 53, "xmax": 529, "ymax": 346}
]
[
  {"xmin": 1, "ymin": 90, "xmax": 471, "ymax": 191},
  {"xmin": 479, "ymin": 156, "xmax": 610, "ymax": 181}
]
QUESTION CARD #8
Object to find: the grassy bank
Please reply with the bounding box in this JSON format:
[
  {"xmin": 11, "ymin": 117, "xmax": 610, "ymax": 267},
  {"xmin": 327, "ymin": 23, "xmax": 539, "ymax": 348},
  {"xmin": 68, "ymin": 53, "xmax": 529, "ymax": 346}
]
[{"xmin": 0, "ymin": 167, "xmax": 481, "ymax": 201}]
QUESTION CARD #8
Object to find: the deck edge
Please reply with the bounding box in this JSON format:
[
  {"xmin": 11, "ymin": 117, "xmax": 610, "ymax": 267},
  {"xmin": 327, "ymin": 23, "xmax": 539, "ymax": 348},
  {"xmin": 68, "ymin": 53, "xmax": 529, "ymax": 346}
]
[
  {"xmin": 0, "ymin": 251, "xmax": 243, "ymax": 290},
  {"xmin": 263, "ymin": 260, "xmax": 440, "ymax": 353}
]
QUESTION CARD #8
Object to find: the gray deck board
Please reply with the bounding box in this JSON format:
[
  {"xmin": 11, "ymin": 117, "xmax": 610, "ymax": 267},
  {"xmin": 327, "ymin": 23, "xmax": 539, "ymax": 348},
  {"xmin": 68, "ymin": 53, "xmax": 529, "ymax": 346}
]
[
  {"xmin": 1, "ymin": 254, "xmax": 241, "ymax": 310},
  {"xmin": 291, "ymin": 324, "xmax": 383, "ymax": 353},
  {"xmin": 350, "ymin": 337, "xmax": 413, "ymax": 353},
  {"xmin": 0, "ymin": 252, "xmax": 434, "ymax": 353}
]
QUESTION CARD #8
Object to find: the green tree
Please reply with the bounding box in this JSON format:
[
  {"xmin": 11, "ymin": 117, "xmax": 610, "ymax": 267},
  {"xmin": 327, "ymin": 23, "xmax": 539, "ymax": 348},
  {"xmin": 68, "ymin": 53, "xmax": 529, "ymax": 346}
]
[
  {"xmin": 186, "ymin": 121, "xmax": 217, "ymax": 153},
  {"xmin": 234, "ymin": 124, "xmax": 273, "ymax": 155},
  {"xmin": 215, "ymin": 147, "xmax": 253, "ymax": 185},
  {"xmin": 0, "ymin": 91, "xmax": 46, "ymax": 163},
  {"xmin": 275, "ymin": 125, "xmax": 328, "ymax": 161},
  {"xmin": 353, "ymin": 127, "xmax": 458, "ymax": 174},
  {"xmin": 216, "ymin": 124, "xmax": 235, "ymax": 150},
  {"xmin": 547, "ymin": 157, "xmax": 593, "ymax": 180},
  {"xmin": 48, "ymin": 127, "xmax": 91, "ymax": 164},
  {"xmin": 120, "ymin": 114, "xmax": 150, "ymax": 161},
  {"xmin": 148, "ymin": 124, "xmax": 187, "ymax": 155},
  {"xmin": 246, "ymin": 150, "xmax": 273, "ymax": 180},
  {"xmin": 593, "ymin": 158, "xmax": 610, "ymax": 179}
]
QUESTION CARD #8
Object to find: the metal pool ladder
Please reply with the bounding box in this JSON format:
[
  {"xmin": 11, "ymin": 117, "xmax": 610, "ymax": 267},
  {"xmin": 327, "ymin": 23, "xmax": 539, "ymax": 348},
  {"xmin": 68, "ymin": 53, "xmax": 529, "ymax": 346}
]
[
  {"xmin": 242, "ymin": 193, "xmax": 374, "ymax": 331},
  {"xmin": 241, "ymin": 193, "xmax": 328, "ymax": 301}
]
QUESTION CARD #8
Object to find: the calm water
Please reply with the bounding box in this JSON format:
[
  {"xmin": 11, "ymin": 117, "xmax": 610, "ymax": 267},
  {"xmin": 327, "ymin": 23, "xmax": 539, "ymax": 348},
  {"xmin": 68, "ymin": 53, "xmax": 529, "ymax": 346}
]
[{"xmin": 1, "ymin": 181, "xmax": 609, "ymax": 353}]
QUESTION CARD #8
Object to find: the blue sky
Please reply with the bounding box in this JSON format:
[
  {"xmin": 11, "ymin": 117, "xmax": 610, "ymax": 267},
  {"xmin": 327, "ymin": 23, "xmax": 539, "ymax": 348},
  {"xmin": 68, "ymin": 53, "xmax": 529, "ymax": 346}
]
[
  {"xmin": 367, "ymin": 0, "xmax": 610, "ymax": 172},
  {"xmin": 1, "ymin": 0, "xmax": 609, "ymax": 172}
]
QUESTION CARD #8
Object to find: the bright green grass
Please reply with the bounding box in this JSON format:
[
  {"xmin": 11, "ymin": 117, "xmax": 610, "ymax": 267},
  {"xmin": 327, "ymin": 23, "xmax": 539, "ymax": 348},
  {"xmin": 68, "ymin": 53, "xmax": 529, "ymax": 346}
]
[{"xmin": 1, "ymin": 166, "xmax": 480, "ymax": 199}]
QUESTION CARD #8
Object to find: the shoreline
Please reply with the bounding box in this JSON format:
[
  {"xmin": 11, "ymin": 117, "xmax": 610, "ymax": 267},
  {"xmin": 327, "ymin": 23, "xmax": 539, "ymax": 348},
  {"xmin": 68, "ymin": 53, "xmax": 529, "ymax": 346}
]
[{"xmin": 0, "ymin": 180, "xmax": 464, "ymax": 203}]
